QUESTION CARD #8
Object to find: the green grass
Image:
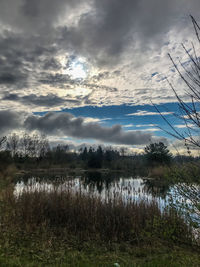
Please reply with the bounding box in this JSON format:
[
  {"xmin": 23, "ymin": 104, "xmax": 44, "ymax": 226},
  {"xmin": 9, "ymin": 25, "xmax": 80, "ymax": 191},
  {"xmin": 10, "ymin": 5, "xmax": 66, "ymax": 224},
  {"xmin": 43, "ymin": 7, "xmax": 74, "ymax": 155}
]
[{"xmin": 0, "ymin": 230, "xmax": 200, "ymax": 267}]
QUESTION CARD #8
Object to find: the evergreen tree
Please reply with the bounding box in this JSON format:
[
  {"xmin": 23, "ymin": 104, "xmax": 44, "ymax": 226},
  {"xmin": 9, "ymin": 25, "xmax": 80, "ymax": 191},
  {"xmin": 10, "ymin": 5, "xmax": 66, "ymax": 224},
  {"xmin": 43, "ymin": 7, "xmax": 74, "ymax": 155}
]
[{"xmin": 144, "ymin": 142, "xmax": 172, "ymax": 166}]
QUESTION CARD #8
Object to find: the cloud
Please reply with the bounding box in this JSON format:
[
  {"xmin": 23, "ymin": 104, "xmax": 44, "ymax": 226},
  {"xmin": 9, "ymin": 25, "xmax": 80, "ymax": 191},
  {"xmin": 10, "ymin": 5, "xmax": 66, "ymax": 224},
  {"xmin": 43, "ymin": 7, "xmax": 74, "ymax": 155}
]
[
  {"xmin": 58, "ymin": 0, "xmax": 200, "ymax": 67},
  {"xmin": 0, "ymin": 0, "xmax": 84, "ymax": 34},
  {"xmin": 83, "ymin": 117, "xmax": 101, "ymax": 123},
  {"xmin": 0, "ymin": 110, "xmax": 24, "ymax": 135},
  {"xmin": 2, "ymin": 93, "xmax": 73, "ymax": 108},
  {"xmin": 123, "ymin": 124, "xmax": 159, "ymax": 132},
  {"xmin": 135, "ymin": 124, "xmax": 157, "ymax": 127},
  {"xmin": 126, "ymin": 110, "xmax": 173, "ymax": 116},
  {"xmin": 38, "ymin": 72, "xmax": 118, "ymax": 91},
  {"xmin": 0, "ymin": 0, "xmax": 200, "ymax": 126},
  {"xmin": 42, "ymin": 58, "xmax": 62, "ymax": 71},
  {"xmin": 174, "ymin": 124, "xmax": 195, "ymax": 129},
  {"xmin": 123, "ymin": 124, "xmax": 135, "ymax": 128},
  {"xmin": 129, "ymin": 128, "xmax": 160, "ymax": 132},
  {"xmin": 24, "ymin": 112, "xmax": 166, "ymax": 145},
  {"xmin": 168, "ymin": 138, "xmax": 200, "ymax": 155},
  {"xmin": 90, "ymin": 70, "xmax": 121, "ymax": 82},
  {"xmin": 0, "ymin": 109, "xmax": 167, "ymax": 146}
]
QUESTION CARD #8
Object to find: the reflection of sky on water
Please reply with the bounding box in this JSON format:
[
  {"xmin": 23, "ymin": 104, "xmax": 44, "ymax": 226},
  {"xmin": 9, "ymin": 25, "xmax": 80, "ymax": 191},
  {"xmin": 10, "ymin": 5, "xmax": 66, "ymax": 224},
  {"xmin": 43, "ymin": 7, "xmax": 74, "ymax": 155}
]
[
  {"xmin": 13, "ymin": 174, "xmax": 200, "ymax": 235},
  {"xmin": 14, "ymin": 176, "xmax": 173, "ymax": 210}
]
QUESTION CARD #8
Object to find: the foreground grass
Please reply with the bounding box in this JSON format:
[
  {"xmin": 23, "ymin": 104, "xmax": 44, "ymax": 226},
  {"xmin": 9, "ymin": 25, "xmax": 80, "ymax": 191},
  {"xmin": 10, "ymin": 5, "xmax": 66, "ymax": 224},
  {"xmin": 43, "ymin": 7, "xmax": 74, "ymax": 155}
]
[
  {"xmin": 3, "ymin": 188, "xmax": 193, "ymax": 244},
  {"xmin": 0, "ymin": 230, "xmax": 200, "ymax": 267},
  {"xmin": 0, "ymin": 165, "xmax": 200, "ymax": 266}
]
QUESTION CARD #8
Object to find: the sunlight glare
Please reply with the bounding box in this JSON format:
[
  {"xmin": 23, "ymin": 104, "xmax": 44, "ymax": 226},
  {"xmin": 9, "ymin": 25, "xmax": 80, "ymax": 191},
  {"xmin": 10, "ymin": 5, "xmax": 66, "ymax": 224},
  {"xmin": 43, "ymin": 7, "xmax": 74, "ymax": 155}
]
[{"xmin": 70, "ymin": 60, "xmax": 87, "ymax": 79}]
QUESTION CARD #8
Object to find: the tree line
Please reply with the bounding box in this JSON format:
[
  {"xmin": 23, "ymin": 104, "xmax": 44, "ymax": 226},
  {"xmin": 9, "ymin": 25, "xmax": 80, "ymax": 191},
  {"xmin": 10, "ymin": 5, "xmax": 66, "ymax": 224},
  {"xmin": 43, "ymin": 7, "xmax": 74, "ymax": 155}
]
[
  {"xmin": 0, "ymin": 133, "xmax": 123, "ymax": 169},
  {"xmin": 0, "ymin": 132, "xmax": 198, "ymax": 172}
]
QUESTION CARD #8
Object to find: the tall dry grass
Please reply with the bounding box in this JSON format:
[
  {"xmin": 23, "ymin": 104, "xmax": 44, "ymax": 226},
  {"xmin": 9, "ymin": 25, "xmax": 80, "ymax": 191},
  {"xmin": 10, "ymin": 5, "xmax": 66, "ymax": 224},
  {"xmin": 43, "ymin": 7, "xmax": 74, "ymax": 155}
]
[
  {"xmin": 0, "ymin": 164, "xmax": 17, "ymax": 186},
  {"xmin": 148, "ymin": 165, "xmax": 169, "ymax": 179},
  {"xmin": 2, "ymin": 184, "xmax": 193, "ymax": 244}
]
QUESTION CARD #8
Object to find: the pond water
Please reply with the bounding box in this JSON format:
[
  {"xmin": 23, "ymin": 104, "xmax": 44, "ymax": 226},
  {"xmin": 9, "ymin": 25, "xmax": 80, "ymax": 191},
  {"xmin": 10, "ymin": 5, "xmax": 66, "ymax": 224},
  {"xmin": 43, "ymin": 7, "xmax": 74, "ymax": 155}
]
[
  {"xmin": 13, "ymin": 171, "xmax": 200, "ymax": 232},
  {"xmin": 14, "ymin": 171, "xmax": 180, "ymax": 209}
]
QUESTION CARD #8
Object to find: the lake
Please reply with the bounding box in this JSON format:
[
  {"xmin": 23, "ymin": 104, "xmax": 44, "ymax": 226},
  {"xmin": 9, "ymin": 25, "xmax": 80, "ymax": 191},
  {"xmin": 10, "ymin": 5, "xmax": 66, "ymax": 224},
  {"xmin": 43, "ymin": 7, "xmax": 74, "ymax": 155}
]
[
  {"xmin": 14, "ymin": 171, "xmax": 200, "ymax": 228},
  {"xmin": 14, "ymin": 171, "xmax": 180, "ymax": 208}
]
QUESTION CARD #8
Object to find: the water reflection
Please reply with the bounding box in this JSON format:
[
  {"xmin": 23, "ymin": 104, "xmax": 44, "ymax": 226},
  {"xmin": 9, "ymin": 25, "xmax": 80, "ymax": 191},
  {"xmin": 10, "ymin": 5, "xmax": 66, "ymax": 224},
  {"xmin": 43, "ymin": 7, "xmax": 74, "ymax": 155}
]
[
  {"xmin": 13, "ymin": 172, "xmax": 200, "ymax": 230},
  {"xmin": 14, "ymin": 171, "xmax": 173, "ymax": 207},
  {"xmin": 142, "ymin": 179, "xmax": 171, "ymax": 198},
  {"xmin": 81, "ymin": 171, "xmax": 121, "ymax": 193}
]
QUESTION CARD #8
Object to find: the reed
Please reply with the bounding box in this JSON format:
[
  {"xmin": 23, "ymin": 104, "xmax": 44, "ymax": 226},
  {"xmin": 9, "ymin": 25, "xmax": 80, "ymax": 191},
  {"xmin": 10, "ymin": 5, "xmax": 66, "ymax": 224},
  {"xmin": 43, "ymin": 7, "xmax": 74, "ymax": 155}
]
[{"xmin": 2, "ymin": 182, "xmax": 193, "ymax": 245}]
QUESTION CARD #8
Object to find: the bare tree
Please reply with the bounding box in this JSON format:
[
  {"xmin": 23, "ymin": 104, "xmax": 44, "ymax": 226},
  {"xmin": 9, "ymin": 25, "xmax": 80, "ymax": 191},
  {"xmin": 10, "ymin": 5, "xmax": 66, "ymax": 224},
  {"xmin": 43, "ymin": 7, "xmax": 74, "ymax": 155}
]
[
  {"xmin": 0, "ymin": 136, "xmax": 6, "ymax": 150},
  {"xmin": 20, "ymin": 132, "xmax": 31, "ymax": 157},
  {"xmin": 7, "ymin": 133, "xmax": 19, "ymax": 157},
  {"xmin": 155, "ymin": 16, "xmax": 200, "ymax": 152},
  {"xmin": 38, "ymin": 134, "xmax": 50, "ymax": 158},
  {"xmin": 28, "ymin": 134, "xmax": 40, "ymax": 158},
  {"xmin": 156, "ymin": 16, "xmax": 200, "ymax": 231}
]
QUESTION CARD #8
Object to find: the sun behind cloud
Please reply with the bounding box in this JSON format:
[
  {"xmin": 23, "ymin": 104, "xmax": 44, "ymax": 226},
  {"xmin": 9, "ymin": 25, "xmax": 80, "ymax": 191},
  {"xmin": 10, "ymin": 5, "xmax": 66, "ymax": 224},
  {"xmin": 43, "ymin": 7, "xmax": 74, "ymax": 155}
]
[
  {"xmin": 70, "ymin": 60, "xmax": 87, "ymax": 79},
  {"xmin": 62, "ymin": 57, "xmax": 89, "ymax": 80}
]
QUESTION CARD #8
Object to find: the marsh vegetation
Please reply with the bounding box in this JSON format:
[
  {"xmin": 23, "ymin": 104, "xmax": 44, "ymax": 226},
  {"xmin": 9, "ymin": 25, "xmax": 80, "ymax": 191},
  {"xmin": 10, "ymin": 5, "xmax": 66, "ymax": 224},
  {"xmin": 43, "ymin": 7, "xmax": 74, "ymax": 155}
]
[{"xmin": 0, "ymin": 135, "xmax": 200, "ymax": 266}]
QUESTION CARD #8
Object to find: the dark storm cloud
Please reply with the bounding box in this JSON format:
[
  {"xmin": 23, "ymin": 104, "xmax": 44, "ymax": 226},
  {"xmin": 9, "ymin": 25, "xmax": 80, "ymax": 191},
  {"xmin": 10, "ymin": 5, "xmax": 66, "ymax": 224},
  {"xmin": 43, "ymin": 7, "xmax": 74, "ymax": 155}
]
[
  {"xmin": 86, "ymin": 84, "xmax": 118, "ymax": 92},
  {"xmin": 59, "ymin": 0, "xmax": 200, "ymax": 66},
  {"xmin": 90, "ymin": 70, "xmax": 121, "ymax": 82},
  {"xmin": 63, "ymin": 0, "xmax": 141, "ymax": 65},
  {"xmin": 0, "ymin": 74, "xmax": 18, "ymax": 84},
  {"xmin": 42, "ymin": 58, "xmax": 62, "ymax": 71},
  {"xmin": 0, "ymin": 109, "xmax": 166, "ymax": 145},
  {"xmin": 0, "ymin": 0, "xmax": 200, "ymax": 110},
  {"xmin": 0, "ymin": 110, "xmax": 23, "ymax": 134},
  {"xmin": 0, "ymin": 32, "xmax": 30, "ymax": 88},
  {"xmin": 0, "ymin": 0, "xmax": 200, "ymax": 69},
  {"xmin": 39, "ymin": 73, "xmax": 72, "ymax": 85},
  {"xmin": 24, "ymin": 112, "xmax": 160, "ymax": 145},
  {"xmin": 0, "ymin": 30, "xmax": 59, "ymax": 90},
  {"xmin": 39, "ymin": 72, "xmax": 118, "ymax": 92},
  {"xmin": 2, "ymin": 93, "xmax": 71, "ymax": 107},
  {"xmin": 0, "ymin": 0, "xmax": 83, "ymax": 33}
]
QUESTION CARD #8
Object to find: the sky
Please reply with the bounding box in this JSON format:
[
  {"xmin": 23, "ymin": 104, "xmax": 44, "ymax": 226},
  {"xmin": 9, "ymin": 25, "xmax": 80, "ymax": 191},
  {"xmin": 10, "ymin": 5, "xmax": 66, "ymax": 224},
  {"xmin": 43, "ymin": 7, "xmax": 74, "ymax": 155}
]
[{"xmin": 0, "ymin": 0, "xmax": 200, "ymax": 154}]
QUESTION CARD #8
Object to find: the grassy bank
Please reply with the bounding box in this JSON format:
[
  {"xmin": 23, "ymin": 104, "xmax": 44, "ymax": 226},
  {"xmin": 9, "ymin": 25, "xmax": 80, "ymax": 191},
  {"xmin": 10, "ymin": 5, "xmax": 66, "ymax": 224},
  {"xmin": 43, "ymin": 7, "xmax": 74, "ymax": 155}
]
[
  {"xmin": 148, "ymin": 161, "xmax": 200, "ymax": 181},
  {"xmin": 4, "ymin": 192, "xmax": 192, "ymax": 243},
  {"xmin": 1, "ymin": 231, "xmax": 200, "ymax": 266},
  {"xmin": 1, "ymin": 180, "xmax": 199, "ymax": 266},
  {"xmin": 0, "ymin": 164, "xmax": 200, "ymax": 266}
]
